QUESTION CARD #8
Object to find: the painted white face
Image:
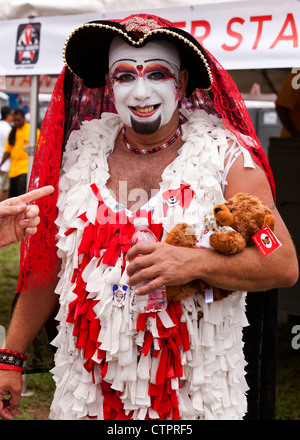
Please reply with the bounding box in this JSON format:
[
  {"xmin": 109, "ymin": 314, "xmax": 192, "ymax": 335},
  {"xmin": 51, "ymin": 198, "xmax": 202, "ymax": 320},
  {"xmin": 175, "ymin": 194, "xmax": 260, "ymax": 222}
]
[{"xmin": 108, "ymin": 38, "xmax": 181, "ymax": 134}]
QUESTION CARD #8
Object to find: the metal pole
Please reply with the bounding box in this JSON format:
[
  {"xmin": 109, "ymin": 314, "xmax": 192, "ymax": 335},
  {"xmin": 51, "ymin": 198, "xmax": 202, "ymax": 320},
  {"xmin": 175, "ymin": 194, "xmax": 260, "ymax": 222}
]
[
  {"xmin": 22, "ymin": 74, "xmax": 39, "ymax": 397},
  {"xmin": 21, "ymin": 358, "xmax": 33, "ymax": 397},
  {"xmin": 25, "ymin": 74, "xmax": 39, "ymax": 190}
]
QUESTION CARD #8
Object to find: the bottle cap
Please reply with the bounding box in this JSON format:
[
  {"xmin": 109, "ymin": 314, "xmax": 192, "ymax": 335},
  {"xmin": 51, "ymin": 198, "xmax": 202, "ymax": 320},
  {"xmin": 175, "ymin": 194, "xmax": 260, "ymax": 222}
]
[{"xmin": 133, "ymin": 216, "xmax": 149, "ymax": 227}]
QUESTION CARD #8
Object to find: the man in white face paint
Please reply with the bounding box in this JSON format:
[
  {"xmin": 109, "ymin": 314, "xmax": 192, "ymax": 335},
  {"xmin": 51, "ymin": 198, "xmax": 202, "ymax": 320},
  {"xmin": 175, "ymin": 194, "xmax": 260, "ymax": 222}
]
[
  {"xmin": 0, "ymin": 14, "xmax": 297, "ymax": 421},
  {"xmin": 107, "ymin": 37, "xmax": 184, "ymax": 135}
]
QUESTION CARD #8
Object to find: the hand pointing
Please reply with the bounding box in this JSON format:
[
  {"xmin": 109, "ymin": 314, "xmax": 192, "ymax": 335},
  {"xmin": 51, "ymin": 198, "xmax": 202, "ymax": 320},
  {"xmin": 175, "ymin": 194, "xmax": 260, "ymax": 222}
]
[{"xmin": 0, "ymin": 185, "xmax": 54, "ymax": 248}]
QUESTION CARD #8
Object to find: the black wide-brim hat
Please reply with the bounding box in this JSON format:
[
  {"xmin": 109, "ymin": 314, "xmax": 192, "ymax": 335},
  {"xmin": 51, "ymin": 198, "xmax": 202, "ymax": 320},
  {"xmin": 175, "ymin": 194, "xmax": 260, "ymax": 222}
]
[{"xmin": 63, "ymin": 14, "xmax": 213, "ymax": 97}]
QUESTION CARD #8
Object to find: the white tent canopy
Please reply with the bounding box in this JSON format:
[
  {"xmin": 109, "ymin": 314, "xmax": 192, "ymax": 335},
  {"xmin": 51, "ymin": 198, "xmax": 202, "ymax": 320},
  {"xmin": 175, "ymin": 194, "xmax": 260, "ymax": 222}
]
[{"xmin": 0, "ymin": 0, "xmax": 247, "ymax": 20}]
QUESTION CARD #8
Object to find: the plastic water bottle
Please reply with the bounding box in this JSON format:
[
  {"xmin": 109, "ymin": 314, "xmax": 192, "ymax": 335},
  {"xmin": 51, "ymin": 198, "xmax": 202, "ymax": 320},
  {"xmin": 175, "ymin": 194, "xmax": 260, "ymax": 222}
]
[{"xmin": 130, "ymin": 217, "xmax": 167, "ymax": 313}]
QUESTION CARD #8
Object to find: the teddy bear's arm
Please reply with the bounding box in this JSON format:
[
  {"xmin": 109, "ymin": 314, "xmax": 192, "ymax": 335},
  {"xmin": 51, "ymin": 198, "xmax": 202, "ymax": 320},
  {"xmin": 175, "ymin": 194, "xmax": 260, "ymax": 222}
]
[{"xmin": 209, "ymin": 231, "xmax": 246, "ymax": 254}]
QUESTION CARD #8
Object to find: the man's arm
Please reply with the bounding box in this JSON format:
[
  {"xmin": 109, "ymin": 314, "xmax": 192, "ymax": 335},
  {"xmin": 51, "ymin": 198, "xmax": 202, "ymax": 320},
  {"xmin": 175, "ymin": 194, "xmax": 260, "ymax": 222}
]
[
  {"xmin": 4, "ymin": 264, "xmax": 60, "ymax": 353},
  {"xmin": 188, "ymin": 156, "xmax": 298, "ymax": 292},
  {"xmin": 0, "ymin": 261, "xmax": 60, "ymax": 420},
  {"xmin": 126, "ymin": 156, "xmax": 298, "ymax": 294}
]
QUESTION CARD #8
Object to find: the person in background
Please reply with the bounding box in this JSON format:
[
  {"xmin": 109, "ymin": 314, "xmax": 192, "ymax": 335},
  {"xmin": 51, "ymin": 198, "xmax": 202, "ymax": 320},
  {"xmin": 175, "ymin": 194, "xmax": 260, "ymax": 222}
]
[
  {"xmin": 0, "ymin": 107, "xmax": 13, "ymax": 202},
  {"xmin": 275, "ymin": 69, "xmax": 300, "ymax": 138},
  {"xmin": 0, "ymin": 109, "xmax": 40, "ymax": 198}
]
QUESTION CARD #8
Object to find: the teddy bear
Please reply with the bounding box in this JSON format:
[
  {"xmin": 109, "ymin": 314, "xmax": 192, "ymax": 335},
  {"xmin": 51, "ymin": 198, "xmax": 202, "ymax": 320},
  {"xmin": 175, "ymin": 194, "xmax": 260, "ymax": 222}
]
[{"xmin": 165, "ymin": 192, "xmax": 275, "ymax": 302}]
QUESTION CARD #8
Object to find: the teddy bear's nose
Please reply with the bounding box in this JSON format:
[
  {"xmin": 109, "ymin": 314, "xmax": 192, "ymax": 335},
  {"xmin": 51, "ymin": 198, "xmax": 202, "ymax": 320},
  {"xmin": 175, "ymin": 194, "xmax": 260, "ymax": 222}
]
[{"xmin": 214, "ymin": 207, "xmax": 222, "ymax": 214}]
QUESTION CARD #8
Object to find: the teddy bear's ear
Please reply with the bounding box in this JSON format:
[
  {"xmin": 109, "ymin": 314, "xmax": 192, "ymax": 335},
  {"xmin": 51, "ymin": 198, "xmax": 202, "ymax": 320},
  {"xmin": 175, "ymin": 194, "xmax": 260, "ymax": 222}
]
[{"xmin": 263, "ymin": 214, "xmax": 275, "ymax": 231}]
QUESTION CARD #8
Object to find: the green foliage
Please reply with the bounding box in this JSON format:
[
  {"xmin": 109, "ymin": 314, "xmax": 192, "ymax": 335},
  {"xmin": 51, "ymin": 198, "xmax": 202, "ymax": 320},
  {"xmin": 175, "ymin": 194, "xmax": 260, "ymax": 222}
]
[{"xmin": 16, "ymin": 373, "xmax": 55, "ymax": 420}]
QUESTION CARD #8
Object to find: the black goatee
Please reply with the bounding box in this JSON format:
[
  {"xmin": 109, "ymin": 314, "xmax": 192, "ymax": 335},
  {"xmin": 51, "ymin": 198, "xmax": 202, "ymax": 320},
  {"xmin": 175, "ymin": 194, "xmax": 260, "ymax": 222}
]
[{"xmin": 130, "ymin": 115, "xmax": 161, "ymax": 135}]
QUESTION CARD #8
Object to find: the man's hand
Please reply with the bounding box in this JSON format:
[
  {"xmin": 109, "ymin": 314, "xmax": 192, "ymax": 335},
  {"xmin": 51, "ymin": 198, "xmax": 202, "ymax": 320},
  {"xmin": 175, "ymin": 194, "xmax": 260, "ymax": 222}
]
[
  {"xmin": 126, "ymin": 241, "xmax": 198, "ymax": 295},
  {"xmin": 0, "ymin": 371, "xmax": 22, "ymax": 420},
  {"xmin": 0, "ymin": 185, "xmax": 54, "ymax": 248}
]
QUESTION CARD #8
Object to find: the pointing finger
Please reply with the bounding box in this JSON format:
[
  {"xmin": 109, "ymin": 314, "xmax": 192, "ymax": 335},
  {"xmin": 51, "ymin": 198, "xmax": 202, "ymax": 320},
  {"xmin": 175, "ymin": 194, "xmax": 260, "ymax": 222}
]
[{"xmin": 18, "ymin": 185, "xmax": 54, "ymax": 205}]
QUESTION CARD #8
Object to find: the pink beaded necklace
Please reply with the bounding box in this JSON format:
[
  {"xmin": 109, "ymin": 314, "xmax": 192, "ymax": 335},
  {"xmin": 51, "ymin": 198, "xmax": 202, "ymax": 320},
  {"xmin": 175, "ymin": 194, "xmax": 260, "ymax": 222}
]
[{"xmin": 122, "ymin": 115, "xmax": 184, "ymax": 154}]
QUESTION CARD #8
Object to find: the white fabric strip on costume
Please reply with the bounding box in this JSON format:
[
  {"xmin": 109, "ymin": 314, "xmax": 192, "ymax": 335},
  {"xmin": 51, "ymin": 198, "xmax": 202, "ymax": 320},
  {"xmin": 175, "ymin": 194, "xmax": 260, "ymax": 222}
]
[
  {"xmin": 220, "ymin": 142, "xmax": 242, "ymax": 194},
  {"xmin": 49, "ymin": 109, "xmax": 253, "ymax": 420}
]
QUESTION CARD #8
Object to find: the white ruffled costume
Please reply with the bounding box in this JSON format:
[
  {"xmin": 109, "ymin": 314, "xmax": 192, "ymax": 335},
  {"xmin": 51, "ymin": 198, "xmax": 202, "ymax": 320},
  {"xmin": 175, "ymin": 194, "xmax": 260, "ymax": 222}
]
[{"xmin": 49, "ymin": 109, "xmax": 254, "ymax": 420}]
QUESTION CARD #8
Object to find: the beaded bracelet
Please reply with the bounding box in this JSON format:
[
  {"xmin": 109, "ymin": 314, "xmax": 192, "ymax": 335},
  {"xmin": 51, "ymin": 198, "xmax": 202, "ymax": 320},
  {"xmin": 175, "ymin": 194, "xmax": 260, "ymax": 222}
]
[{"xmin": 0, "ymin": 349, "xmax": 27, "ymax": 373}]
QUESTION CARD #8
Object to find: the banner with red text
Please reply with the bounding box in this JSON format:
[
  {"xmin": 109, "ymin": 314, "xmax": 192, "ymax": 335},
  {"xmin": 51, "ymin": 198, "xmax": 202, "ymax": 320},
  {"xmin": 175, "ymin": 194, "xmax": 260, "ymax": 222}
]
[
  {"xmin": 0, "ymin": 75, "xmax": 58, "ymax": 94},
  {"xmin": 0, "ymin": 0, "xmax": 299, "ymax": 79}
]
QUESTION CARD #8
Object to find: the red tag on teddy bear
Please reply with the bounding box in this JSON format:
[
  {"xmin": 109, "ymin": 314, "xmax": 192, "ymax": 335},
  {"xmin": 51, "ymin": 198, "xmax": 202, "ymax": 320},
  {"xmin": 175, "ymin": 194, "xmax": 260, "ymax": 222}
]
[{"xmin": 252, "ymin": 225, "xmax": 282, "ymax": 257}]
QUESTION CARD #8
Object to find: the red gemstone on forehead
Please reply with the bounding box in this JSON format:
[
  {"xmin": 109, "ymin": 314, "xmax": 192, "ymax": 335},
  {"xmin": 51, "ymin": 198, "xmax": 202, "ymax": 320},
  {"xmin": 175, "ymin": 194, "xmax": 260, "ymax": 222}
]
[{"xmin": 137, "ymin": 65, "xmax": 143, "ymax": 77}]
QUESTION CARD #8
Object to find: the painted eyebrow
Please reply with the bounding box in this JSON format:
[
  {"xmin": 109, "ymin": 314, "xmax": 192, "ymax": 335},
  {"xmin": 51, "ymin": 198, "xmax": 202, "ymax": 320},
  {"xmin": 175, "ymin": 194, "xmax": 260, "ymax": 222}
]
[
  {"xmin": 111, "ymin": 64, "xmax": 136, "ymax": 74},
  {"xmin": 110, "ymin": 58, "xmax": 175, "ymax": 70},
  {"xmin": 143, "ymin": 63, "xmax": 175, "ymax": 79},
  {"xmin": 144, "ymin": 58, "xmax": 175, "ymax": 69},
  {"xmin": 110, "ymin": 59, "xmax": 137, "ymax": 69}
]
